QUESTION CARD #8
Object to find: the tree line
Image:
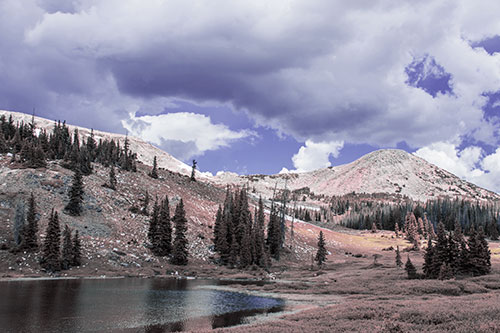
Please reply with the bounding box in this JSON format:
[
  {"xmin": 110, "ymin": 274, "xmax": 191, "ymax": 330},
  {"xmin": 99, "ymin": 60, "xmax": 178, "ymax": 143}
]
[
  {"xmin": 0, "ymin": 114, "xmax": 138, "ymax": 173},
  {"xmin": 341, "ymin": 197, "xmax": 500, "ymax": 239},
  {"xmin": 404, "ymin": 221, "xmax": 491, "ymax": 279}
]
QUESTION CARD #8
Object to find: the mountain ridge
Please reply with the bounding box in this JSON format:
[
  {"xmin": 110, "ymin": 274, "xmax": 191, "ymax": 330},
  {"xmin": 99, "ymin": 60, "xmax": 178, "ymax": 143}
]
[{"xmin": 1, "ymin": 110, "xmax": 497, "ymax": 202}]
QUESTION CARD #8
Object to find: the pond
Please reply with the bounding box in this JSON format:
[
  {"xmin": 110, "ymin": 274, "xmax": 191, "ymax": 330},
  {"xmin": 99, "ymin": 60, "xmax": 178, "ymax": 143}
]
[{"xmin": 0, "ymin": 278, "xmax": 285, "ymax": 332}]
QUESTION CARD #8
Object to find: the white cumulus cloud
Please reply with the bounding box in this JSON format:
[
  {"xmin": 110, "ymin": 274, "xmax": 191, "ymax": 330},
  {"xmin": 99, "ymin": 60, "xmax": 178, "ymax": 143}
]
[
  {"xmin": 122, "ymin": 111, "xmax": 256, "ymax": 161},
  {"xmin": 414, "ymin": 142, "xmax": 500, "ymax": 193},
  {"xmin": 291, "ymin": 140, "xmax": 344, "ymax": 173}
]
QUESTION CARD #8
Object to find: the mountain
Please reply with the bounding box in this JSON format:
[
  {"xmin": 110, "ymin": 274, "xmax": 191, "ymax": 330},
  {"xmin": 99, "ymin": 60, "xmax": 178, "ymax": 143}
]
[
  {"xmin": 215, "ymin": 149, "xmax": 500, "ymax": 202},
  {"xmin": 2, "ymin": 110, "xmax": 497, "ymax": 203}
]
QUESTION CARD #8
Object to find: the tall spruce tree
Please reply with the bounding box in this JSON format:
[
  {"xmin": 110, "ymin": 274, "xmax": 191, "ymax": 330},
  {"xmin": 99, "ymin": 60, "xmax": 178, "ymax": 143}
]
[
  {"xmin": 23, "ymin": 193, "xmax": 38, "ymax": 251},
  {"xmin": 171, "ymin": 199, "xmax": 188, "ymax": 265},
  {"xmin": 315, "ymin": 231, "xmax": 327, "ymax": 267},
  {"xmin": 254, "ymin": 197, "xmax": 267, "ymax": 268},
  {"xmin": 213, "ymin": 205, "xmax": 223, "ymax": 252},
  {"xmin": 107, "ymin": 165, "xmax": 117, "ymax": 190},
  {"xmin": 395, "ymin": 245, "xmax": 403, "ymax": 268},
  {"xmin": 41, "ymin": 210, "xmax": 61, "ymax": 272},
  {"xmin": 72, "ymin": 231, "xmax": 82, "ymax": 266},
  {"xmin": 405, "ymin": 255, "xmax": 417, "ymax": 279},
  {"xmin": 65, "ymin": 169, "xmax": 84, "ymax": 216},
  {"xmin": 190, "ymin": 159, "xmax": 197, "ymax": 181},
  {"xmin": 148, "ymin": 199, "xmax": 159, "ymax": 247},
  {"xmin": 267, "ymin": 204, "xmax": 281, "ymax": 260},
  {"xmin": 423, "ymin": 238, "xmax": 435, "ymax": 278},
  {"xmin": 149, "ymin": 156, "xmax": 158, "ymax": 179},
  {"xmin": 61, "ymin": 225, "xmax": 73, "ymax": 270},
  {"xmin": 154, "ymin": 196, "xmax": 172, "ymax": 256}
]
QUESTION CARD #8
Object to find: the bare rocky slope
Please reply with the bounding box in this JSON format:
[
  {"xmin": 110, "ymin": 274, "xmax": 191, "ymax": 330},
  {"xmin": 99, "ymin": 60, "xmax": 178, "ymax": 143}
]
[{"xmin": 217, "ymin": 149, "xmax": 500, "ymax": 202}]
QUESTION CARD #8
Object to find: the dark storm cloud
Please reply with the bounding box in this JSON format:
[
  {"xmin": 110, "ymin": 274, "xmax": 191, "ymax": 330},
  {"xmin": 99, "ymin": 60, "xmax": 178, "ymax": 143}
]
[{"xmin": 0, "ymin": 0, "xmax": 499, "ymax": 148}]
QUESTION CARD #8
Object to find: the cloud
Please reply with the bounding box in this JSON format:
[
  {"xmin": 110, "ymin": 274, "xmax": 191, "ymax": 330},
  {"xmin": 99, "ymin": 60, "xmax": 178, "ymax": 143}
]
[
  {"xmin": 121, "ymin": 111, "xmax": 256, "ymax": 160},
  {"xmin": 1, "ymin": 1, "xmax": 500, "ymax": 157},
  {"xmin": 414, "ymin": 142, "xmax": 500, "ymax": 193},
  {"xmin": 291, "ymin": 140, "xmax": 344, "ymax": 173}
]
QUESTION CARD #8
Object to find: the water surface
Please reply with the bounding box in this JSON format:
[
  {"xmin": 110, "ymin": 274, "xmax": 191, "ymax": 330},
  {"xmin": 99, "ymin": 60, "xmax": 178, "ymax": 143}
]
[{"xmin": 0, "ymin": 278, "xmax": 285, "ymax": 332}]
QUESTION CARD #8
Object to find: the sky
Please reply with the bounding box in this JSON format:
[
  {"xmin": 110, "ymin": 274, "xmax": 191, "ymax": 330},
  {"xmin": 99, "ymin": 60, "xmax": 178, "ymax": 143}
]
[{"xmin": 1, "ymin": 1, "xmax": 500, "ymax": 192}]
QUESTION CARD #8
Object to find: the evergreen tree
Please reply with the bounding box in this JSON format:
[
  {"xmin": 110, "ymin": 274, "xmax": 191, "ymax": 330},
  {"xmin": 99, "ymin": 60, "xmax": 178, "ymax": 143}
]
[
  {"xmin": 213, "ymin": 205, "xmax": 223, "ymax": 252},
  {"xmin": 13, "ymin": 201, "xmax": 25, "ymax": 248},
  {"xmin": 267, "ymin": 205, "xmax": 281, "ymax": 260},
  {"xmin": 405, "ymin": 255, "xmax": 417, "ymax": 279},
  {"xmin": 431, "ymin": 222, "xmax": 448, "ymax": 276},
  {"xmin": 394, "ymin": 223, "xmax": 400, "ymax": 238},
  {"xmin": 371, "ymin": 222, "xmax": 377, "ymax": 233},
  {"xmin": 395, "ymin": 245, "xmax": 402, "ymax": 268},
  {"xmin": 229, "ymin": 233, "xmax": 239, "ymax": 267},
  {"xmin": 254, "ymin": 197, "xmax": 267, "ymax": 268},
  {"xmin": 141, "ymin": 191, "xmax": 150, "ymax": 216},
  {"xmin": 148, "ymin": 199, "xmax": 159, "ymax": 247},
  {"xmin": 149, "ymin": 156, "xmax": 158, "ymax": 179},
  {"xmin": 423, "ymin": 238, "xmax": 435, "ymax": 278},
  {"xmin": 41, "ymin": 210, "xmax": 61, "ymax": 272},
  {"xmin": 65, "ymin": 169, "xmax": 84, "ymax": 216},
  {"xmin": 154, "ymin": 196, "xmax": 172, "ymax": 256},
  {"xmin": 107, "ymin": 165, "xmax": 117, "ymax": 190},
  {"xmin": 471, "ymin": 226, "xmax": 491, "ymax": 276},
  {"xmin": 190, "ymin": 159, "xmax": 197, "ymax": 181},
  {"xmin": 61, "ymin": 225, "xmax": 73, "ymax": 270},
  {"xmin": 315, "ymin": 231, "xmax": 327, "ymax": 267},
  {"xmin": 23, "ymin": 193, "xmax": 38, "ymax": 251},
  {"xmin": 72, "ymin": 231, "xmax": 82, "ymax": 266},
  {"xmin": 171, "ymin": 199, "xmax": 188, "ymax": 265},
  {"xmin": 489, "ymin": 219, "xmax": 499, "ymax": 241},
  {"xmin": 438, "ymin": 262, "xmax": 453, "ymax": 280}
]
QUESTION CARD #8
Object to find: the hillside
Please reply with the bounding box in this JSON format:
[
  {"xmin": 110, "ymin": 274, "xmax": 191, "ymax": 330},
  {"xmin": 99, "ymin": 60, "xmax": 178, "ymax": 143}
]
[{"xmin": 216, "ymin": 149, "xmax": 500, "ymax": 202}]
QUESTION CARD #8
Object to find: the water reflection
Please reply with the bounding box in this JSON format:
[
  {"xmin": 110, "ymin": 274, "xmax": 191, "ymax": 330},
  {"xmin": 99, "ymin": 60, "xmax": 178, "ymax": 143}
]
[{"xmin": 0, "ymin": 278, "xmax": 284, "ymax": 332}]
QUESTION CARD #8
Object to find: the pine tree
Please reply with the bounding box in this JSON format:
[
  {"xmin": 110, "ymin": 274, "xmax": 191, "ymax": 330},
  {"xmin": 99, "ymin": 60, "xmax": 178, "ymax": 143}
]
[
  {"xmin": 213, "ymin": 205, "xmax": 223, "ymax": 252},
  {"xmin": 395, "ymin": 245, "xmax": 402, "ymax": 268},
  {"xmin": 431, "ymin": 222, "xmax": 448, "ymax": 276},
  {"xmin": 141, "ymin": 191, "xmax": 150, "ymax": 216},
  {"xmin": 315, "ymin": 231, "xmax": 327, "ymax": 267},
  {"xmin": 154, "ymin": 196, "xmax": 172, "ymax": 256},
  {"xmin": 107, "ymin": 165, "xmax": 117, "ymax": 190},
  {"xmin": 423, "ymin": 238, "xmax": 435, "ymax": 278},
  {"xmin": 489, "ymin": 219, "xmax": 499, "ymax": 241},
  {"xmin": 41, "ymin": 210, "xmax": 61, "ymax": 272},
  {"xmin": 149, "ymin": 156, "xmax": 158, "ymax": 179},
  {"xmin": 438, "ymin": 262, "xmax": 453, "ymax": 280},
  {"xmin": 395, "ymin": 223, "xmax": 400, "ymax": 238},
  {"xmin": 267, "ymin": 205, "xmax": 281, "ymax": 260},
  {"xmin": 254, "ymin": 197, "xmax": 267, "ymax": 268},
  {"xmin": 473, "ymin": 226, "xmax": 491, "ymax": 276},
  {"xmin": 23, "ymin": 193, "xmax": 38, "ymax": 251},
  {"xmin": 13, "ymin": 201, "xmax": 25, "ymax": 248},
  {"xmin": 405, "ymin": 255, "xmax": 417, "ymax": 279},
  {"xmin": 72, "ymin": 231, "xmax": 82, "ymax": 266},
  {"xmin": 171, "ymin": 199, "xmax": 188, "ymax": 265},
  {"xmin": 190, "ymin": 159, "xmax": 197, "ymax": 181},
  {"xmin": 65, "ymin": 169, "xmax": 84, "ymax": 216},
  {"xmin": 148, "ymin": 199, "xmax": 159, "ymax": 247},
  {"xmin": 61, "ymin": 225, "xmax": 73, "ymax": 270}
]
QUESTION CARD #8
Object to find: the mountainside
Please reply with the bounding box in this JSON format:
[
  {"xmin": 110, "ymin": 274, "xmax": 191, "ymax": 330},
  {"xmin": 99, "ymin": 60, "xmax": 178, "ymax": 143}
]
[
  {"xmin": 0, "ymin": 110, "xmax": 211, "ymax": 180},
  {"xmin": 216, "ymin": 149, "xmax": 500, "ymax": 202}
]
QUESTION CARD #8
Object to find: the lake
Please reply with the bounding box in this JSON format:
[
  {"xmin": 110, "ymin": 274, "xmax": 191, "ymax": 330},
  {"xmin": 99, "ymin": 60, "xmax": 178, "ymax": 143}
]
[{"xmin": 0, "ymin": 278, "xmax": 285, "ymax": 332}]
